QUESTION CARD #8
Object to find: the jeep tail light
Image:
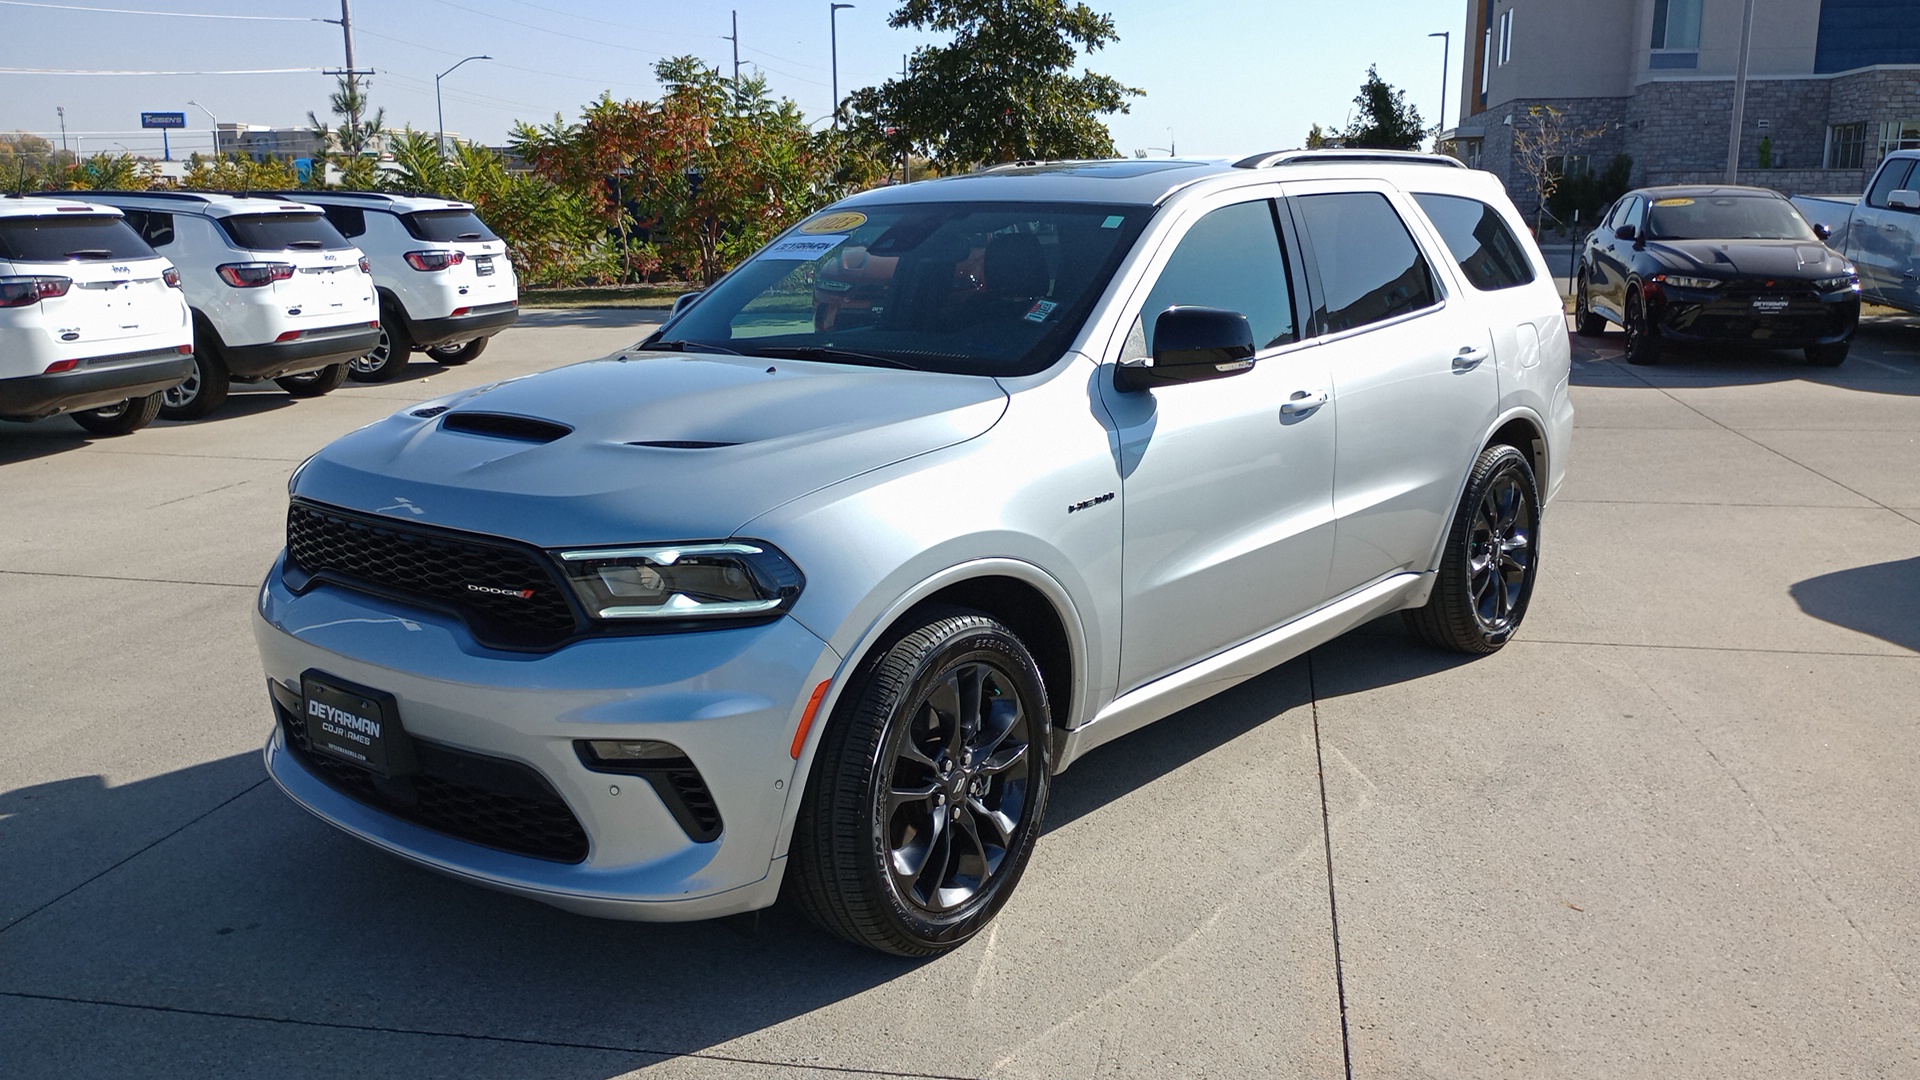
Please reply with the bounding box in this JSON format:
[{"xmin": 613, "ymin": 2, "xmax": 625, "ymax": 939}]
[
  {"xmin": 404, "ymin": 250, "xmax": 463, "ymax": 272},
  {"xmin": 358, "ymin": 255, "xmax": 371, "ymax": 274},
  {"xmin": 162, "ymin": 266, "xmax": 182, "ymax": 289},
  {"xmin": 217, "ymin": 262, "xmax": 295, "ymax": 288},
  {"xmin": 0, "ymin": 275, "xmax": 72, "ymax": 307}
]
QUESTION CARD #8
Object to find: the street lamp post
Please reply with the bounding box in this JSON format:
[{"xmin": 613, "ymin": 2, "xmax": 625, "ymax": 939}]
[
  {"xmin": 830, "ymin": 3, "xmax": 854, "ymax": 129},
  {"xmin": 437, "ymin": 55, "xmax": 493, "ymax": 159},
  {"xmin": 1428, "ymin": 31, "xmax": 1450, "ymax": 145},
  {"xmin": 186, "ymin": 100, "xmax": 217, "ymax": 159}
]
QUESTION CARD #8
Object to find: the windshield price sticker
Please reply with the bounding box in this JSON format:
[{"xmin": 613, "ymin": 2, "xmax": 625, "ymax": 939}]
[
  {"xmin": 800, "ymin": 211, "xmax": 868, "ymax": 234},
  {"xmin": 1654, "ymin": 197, "xmax": 1695, "ymax": 207},
  {"xmin": 761, "ymin": 234, "xmax": 850, "ymax": 260},
  {"xmin": 1024, "ymin": 299, "xmax": 1059, "ymax": 323}
]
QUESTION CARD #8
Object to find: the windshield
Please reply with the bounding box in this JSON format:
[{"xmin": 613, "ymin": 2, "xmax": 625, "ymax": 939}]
[
  {"xmin": 0, "ymin": 215, "xmax": 154, "ymax": 261},
  {"xmin": 649, "ymin": 201, "xmax": 1153, "ymax": 376},
  {"xmin": 401, "ymin": 209, "xmax": 497, "ymax": 242},
  {"xmin": 1644, "ymin": 195, "xmax": 1818, "ymax": 242},
  {"xmin": 220, "ymin": 212, "xmax": 354, "ymax": 251}
]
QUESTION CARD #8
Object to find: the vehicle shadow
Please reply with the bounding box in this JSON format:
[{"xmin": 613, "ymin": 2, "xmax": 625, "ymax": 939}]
[
  {"xmin": 0, "ymin": 420, "xmax": 94, "ymax": 465},
  {"xmin": 515, "ymin": 308, "xmax": 669, "ymax": 331},
  {"xmin": 1570, "ymin": 315, "xmax": 1920, "ymax": 395},
  {"xmin": 1791, "ymin": 556, "xmax": 1920, "ymax": 654}
]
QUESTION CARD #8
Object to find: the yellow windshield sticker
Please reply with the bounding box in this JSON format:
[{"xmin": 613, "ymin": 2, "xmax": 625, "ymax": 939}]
[
  {"xmin": 800, "ymin": 211, "xmax": 868, "ymax": 234},
  {"xmin": 1653, "ymin": 198, "xmax": 1695, "ymax": 207}
]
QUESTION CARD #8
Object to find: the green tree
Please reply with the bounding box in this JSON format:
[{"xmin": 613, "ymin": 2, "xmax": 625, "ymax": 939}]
[
  {"xmin": 1340, "ymin": 66, "xmax": 1424, "ymax": 151},
  {"xmin": 60, "ymin": 152, "xmax": 157, "ymax": 190},
  {"xmin": 1305, "ymin": 122, "xmax": 1335, "ymax": 149},
  {"xmin": 182, "ymin": 152, "xmax": 300, "ymax": 191},
  {"xmin": 0, "ymin": 133, "xmax": 69, "ymax": 191},
  {"xmin": 307, "ymin": 75, "xmax": 387, "ymax": 186},
  {"xmin": 843, "ymin": 0, "xmax": 1141, "ymax": 172}
]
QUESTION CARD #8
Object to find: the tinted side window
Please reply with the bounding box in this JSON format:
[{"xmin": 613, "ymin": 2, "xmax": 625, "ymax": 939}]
[
  {"xmin": 120, "ymin": 209, "xmax": 175, "ymax": 248},
  {"xmin": 1867, "ymin": 159, "xmax": 1915, "ymax": 209},
  {"xmin": 1602, "ymin": 198, "xmax": 1630, "ymax": 231},
  {"xmin": 1413, "ymin": 193, "xmax": 1536, "ymax": 291},
  {"xmin": 1294, "ymin": 193, "xmax": 1438, "ymax": 335},
  {"xmin": 321, "ymin": 205, "xmax": 367, "ymax": 238},
  {"xmin": 1126, "ymin": 199, "xmax": 1296, "ymax": 359}
]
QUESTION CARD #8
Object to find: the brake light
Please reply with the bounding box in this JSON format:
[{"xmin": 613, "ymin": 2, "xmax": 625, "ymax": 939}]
[
  {"xmin": 358, "ymin": 255, "xmax": 371, "ymax": 274},
  {"xmin": 217, "ymin": 262, "xmax": 295, "ymax": 288},
  {"xmin": 176, "ymin": 345, "xmax": 193, "ymax": 355},
  {"xmin": 450, "ymin": 306, "xmax": 470, "ymax": 317},
  {"xmin": 404, "ymin": 250, "xmax": 463, "ymax": 272},
  {"xmin": 44, "ymin": 359, "xmax": 79, "ymax": 373},
  {"xmin": 162, "ymin": 266, "xmax": 182, "ymax": 288},
  {"xmin": 275, "ymin": 330, "xmax": 302, "ymax": 342},
  {"xmin": 0, "ymin": 275, "xmax": 73, "ymax": 307}
]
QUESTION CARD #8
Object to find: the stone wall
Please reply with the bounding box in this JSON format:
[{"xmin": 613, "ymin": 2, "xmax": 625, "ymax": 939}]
[{"xmin": 1663, "ymin": 168, "xmax": 1868, "ymax": 194}]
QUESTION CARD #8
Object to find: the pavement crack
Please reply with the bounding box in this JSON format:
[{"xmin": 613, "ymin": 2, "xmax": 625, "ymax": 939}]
[
  {"xmin": 1306, "ymin": 651, "xmax": 1355, "ymax": 1080},
  {"xmin": 147, "ymin": 477, "xmax": 259, "ymax": 509},
  {"xmin": 0, "ymin": 569, "xmax": 256, "ymax": 590},
  {"xmin": 1514, "ymin": 638, "xmax": 1920, "ymax": 659},
  {"xmin": 0, "ymin": 991, "xmax": 987, "ymax": 1080},
  {"xmin": 0, "ymin": 780, "xmax": 268, "ymax": 937}
]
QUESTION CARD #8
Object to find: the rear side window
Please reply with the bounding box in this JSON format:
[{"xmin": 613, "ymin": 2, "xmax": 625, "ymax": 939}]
[
  {"xmin": 0, "ymin": 215, "xmax": 155, "ymax": 262},
  {"xmin": 120, "ymin": 208, "xmax": 176, "ymax": 248},
  {"xmin": 320, "ymin": 205, "xmax": 367, "ymax": 238},
  {"xmin": 1412, "ymin": 193, "xmax": 1537, "ymax": 291},
  {"xmin": 401, "ymin": 209, "xmax": 497, "ymax": 242},
  {"xmin": 1293, "ymin": 193, "xmax": 1439, "ymax": 335},
  {"xmin": 1867, "ymin": 159, "xmax": 1915, "ymax": 208},
  {"xmin": 219, "ymin": 212, "xmax": 353, "ymax": 251},
  {"xmin": 1126, "ymin": 199, "xmax": 1297, "ymax": 358}
]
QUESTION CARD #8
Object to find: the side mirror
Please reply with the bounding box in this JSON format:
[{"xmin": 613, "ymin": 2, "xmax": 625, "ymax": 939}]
[
  {"xmin": 1889, "ymin": 189, "xmax": 1920, "ymax": 210},
  {"xmin": 1813, "ymin": 222, "xmax": 1833, "ymax": 241},
  {"xmin": 670, "ymin": 291, "xmax": 703, "ymax": 316},
  {"xmin": 1614, "ymin": 224, "xmax": 1638, "ymax": 242},
  {"xmin": 1114, "ymin": 306, "xmax": 1256, "ymax": 393}
]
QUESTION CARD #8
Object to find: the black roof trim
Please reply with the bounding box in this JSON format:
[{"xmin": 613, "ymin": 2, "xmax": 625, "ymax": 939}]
[
  {"xmin": 1232, "ymin": 149, "xmax": 1467, "ymax": 170},
  {"xmin": 76, "ymin": 189, "xmax": 215, "ymax": 202}
]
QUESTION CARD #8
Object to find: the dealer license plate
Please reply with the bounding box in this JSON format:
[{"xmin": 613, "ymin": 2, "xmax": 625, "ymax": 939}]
[
  {"xmin": 1751, "ymin": 296, "xmax": 1790, "ymax": 314},
  {"xmin": 475, "ymin": 256, "xmax": 494, "ymax": 276},
  {"xmin": 302, "ymin": 671, "xmax": 414, "ymax": 776}
]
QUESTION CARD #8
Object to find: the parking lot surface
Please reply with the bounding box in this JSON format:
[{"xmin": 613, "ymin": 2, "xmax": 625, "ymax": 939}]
[{"xmin": 3, "ymin": 308, "xmax": 1918, "ymax": 1078}]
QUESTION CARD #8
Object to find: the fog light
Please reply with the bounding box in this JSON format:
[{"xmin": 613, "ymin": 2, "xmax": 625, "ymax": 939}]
[{"xmin": 578, "ymin": 739, "xmax": 687, "ymax": 766}]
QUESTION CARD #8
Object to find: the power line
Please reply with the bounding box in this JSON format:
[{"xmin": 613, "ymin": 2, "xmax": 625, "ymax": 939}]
[
  {"xmin": 423, "ymin": 0, "xmax": 675, "ymax": 60},
  {"xmin": 0, "ymin": 66, "xmax": 325, "ymax": 75},
  {"xmin": 0, "ymin": 0, "xmax": 320, "ymax": 20}
]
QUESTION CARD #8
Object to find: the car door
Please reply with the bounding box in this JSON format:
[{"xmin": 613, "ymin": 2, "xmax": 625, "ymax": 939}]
[
  {"xmin": 1413, "ymin": 191, "xmax": 1559, "ymax": 397},
  {"xmin": 1595, "ymin": 194, "xmax": 1644, "ymax": 320},
  {"xmin": 1852, "ymin": 158, "xmax": 1917, "ymax": 303},
  {"xmin": 1096, "ymin": 191, "xmax": 1337, "ymax": 694},
  {"xmin": 1584, "ymin": 196, "xmax": 1628, "ymax": 322},
  {"xmin": 1284, "ymin": 183, "xmax": 1501, "ymax": 593}
]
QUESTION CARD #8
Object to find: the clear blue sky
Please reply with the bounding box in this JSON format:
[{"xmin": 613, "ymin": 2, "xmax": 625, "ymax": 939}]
[{"xmin": 0, "ymin": 0, "xmax": 1465, "ymax": 160}]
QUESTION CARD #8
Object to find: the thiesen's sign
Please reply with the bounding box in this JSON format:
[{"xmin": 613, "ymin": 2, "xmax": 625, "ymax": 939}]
[{"xmin": 140, "ymin": 112, "xmax": 186, "ymax": 129}]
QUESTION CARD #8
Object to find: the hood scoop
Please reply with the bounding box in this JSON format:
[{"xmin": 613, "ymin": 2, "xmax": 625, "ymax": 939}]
[
  {"xmin": 440, "ymin": 411, "xmax": 573, "ymax": 443},
  {"xmin": 626, "ymin": 440, "xmax": 739, "ymax": 449}
]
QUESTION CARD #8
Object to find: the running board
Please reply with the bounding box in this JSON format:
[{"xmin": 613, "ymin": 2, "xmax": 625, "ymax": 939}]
[{"xmin": 1054, "ymin": 572, "xmax": 1427, "ymax": 772}]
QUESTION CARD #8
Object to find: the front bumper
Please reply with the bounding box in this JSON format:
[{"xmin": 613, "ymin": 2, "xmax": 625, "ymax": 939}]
[
  {"xmin": 224, "ymin": 324, "xmax": 383, "ymax": 379},
  {"xmin": 253, "ymin": 555, "xmax": 838, "ymax": 921},
  {"xmin": 1650, "ymin": 284, "xmax": 1860, "ymax": 347},
  {"xmin": 0, "ymin": 347, "xmax": 193, "ymax": 421},
  {"xmin": 406, "ymin": 301, "xmax": 519, "ymax": 349}
]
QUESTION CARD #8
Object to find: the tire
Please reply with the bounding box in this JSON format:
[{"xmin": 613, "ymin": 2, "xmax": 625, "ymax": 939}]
[
  {"xmin": 1573, "ymin": 271, "xmax": 1606, "ymax": 337},
  {"xmin": 348, "ymin": 312, "xmax": 412, "ymax": 383},
  {"xmin": 789, "ymin": 606, "xmax": 1052, "ymax": 957},
  {"xmin": 1404, "ymin": 444, "xmax": 1542, "ymax": 655},
  {"xmin": 159, "ymin": 339, "xmax": 231, "ymax": 420},
  {"xmin": 1805, "ymin": 340, "xmax": 1850, "ymax": 367},
  {"xmin": 275, "ymin": 362, "xmax": 348, "ymax": 397},
  {"xmin": 426, "ymin": 337, "xmax": 486, "ymax": 365},
  {"xmin": 70, "ymin": 391, "xmax": 162, "ymax": 436},
  {"xmin": 1624, "ymin": 289, "xmax": 1662, "ymax": 366}
]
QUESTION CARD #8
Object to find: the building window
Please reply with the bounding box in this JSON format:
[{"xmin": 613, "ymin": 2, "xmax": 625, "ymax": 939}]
[
  {"xmin": 1650, "ymin": 0, "xmax": 1700, "ymax": 68},
  {"xmin": 1498, "ymin": 9, "xmax": 1514, "ymax": 65},
  {"xmin": 1826, "ymin": 123, "xmax": 1866, "ymax": 170},
  {"xmin": 1481, "ymin": 28, "xmax": 1492, "ymax": 98},
  {"xmin": 1462, "ymin": 139, "xmax": 1484, "ymax": 170},
  {"xmin": 1880, "ymin": 120, "xmax": 1920, "ymax": 158}
]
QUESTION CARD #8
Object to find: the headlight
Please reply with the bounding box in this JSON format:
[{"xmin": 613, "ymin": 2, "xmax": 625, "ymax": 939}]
[
  {"xmin": 1656, "ymin": 274, "xmax": 1722, "ymax": 290},
  {"xmin": 556, "ymin": 541, "xmax": 803, "ymax": 621},
  {"xmin": 1814, "ymin": 274, "xmax": 1860, "ymax": 293}
]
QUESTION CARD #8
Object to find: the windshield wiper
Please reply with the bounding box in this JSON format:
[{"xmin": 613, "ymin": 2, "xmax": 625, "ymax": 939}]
[
  {"xmin": 642, "ymin": 338, "xmax": 745, "ymax": 356},
  {"xmin": 286, "ymin": 239, "xmax": 325, "ymax": 249},
  {"xmin": 744, "ymin": 345, "xmax": 918, "ymax": 370},
  {"xmin": 64, "ymin": 248, "xmax": 114, "ymax": 259},
  {"xmin": 455, "ymin": 232, "xmax": 483, "ymax": 240}
]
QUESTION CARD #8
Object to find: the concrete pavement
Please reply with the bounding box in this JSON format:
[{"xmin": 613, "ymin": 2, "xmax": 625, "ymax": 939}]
[{"xmin": 2, "ymin": 309, "xmax": 1916, "ymax": 1078}]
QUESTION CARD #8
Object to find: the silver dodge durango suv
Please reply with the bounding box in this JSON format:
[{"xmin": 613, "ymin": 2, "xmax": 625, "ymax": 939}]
[{"xmin": 255, "ymin": 152, "xmax": 1574, "ymax": 956}]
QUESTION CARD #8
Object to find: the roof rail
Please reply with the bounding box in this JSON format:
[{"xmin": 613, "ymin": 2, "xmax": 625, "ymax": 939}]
[
  {"xmin": 1232, "ymin": 149, "xmax": 1466, "ymax": 170},
  {"xmin": 79, "ymin": 189, "xmax": 215, "ymax": 201}
]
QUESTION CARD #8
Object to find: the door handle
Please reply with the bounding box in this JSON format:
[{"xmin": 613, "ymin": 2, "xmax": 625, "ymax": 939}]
[
  {"xmin": 1280, "ymin": 388, "xmax": 1329, "ymax": 415},
  {"xmin": 1452, "ymin": 346, "xmax": 1490, "ymax": 372}
]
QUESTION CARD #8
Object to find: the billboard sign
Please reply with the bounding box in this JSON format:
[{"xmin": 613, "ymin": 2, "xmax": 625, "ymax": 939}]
[{"xmin": 140, "ymin": 112, "xmax": 187, "ymax": 129}]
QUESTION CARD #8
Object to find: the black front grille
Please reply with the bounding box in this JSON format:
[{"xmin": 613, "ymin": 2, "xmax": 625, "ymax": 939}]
[
  {"xmin": 286, "ymin": 500, "xmax": 579, "ymax": 650},
  {"xmin": 276, "ymin": 693, "xmax": 590, "ymax": 863}
]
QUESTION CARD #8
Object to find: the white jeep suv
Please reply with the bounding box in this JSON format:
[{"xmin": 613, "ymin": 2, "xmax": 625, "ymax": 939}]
[
  {"xmin": 0, "ymin": 195, "xmax": 193, "ymax": 436},
  {"xmin": 255, "ymin": 152, "xmax": 1573, "ymax": 956},
  {"xmin": 275, "ymin": 191, "xmax": 519, "ymax": 381},
  {"xmin": 87, "ymin": 191, "xmax": 381, "ymax": 419}
]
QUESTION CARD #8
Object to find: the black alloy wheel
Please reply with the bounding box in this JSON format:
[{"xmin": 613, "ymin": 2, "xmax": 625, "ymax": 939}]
[
  {"xmin": 159, "ymin": 339, "xmax": 231, "ymax": 420},
  {"xmin": 789, "ymin": 606, "xmax": 1052, "ymax": 957},
  {"xmin": 1624, "ymin": 290, "xmax": 1661, "ymax": 366},
  {"xmin": 426, "ymin": 337, "xmax": 487, "ymax": 365},
  {"xmin": 69, "ymin": 391, "xmax": 163, "ymax": 436},
  {"xmin": 349, "ymin": 308, "xmax": 412, "ymax": 382},
  {"xmin": 1404, "ymin": 444, "xmax": 1541, "ymax": 654},
  {"xmin": 275, "ymin": 362, "xmax": 348, "ymax": 397},
  {"xmin": 1573, "ymin": 272, "xmax": 1606, "ymax": 337}
]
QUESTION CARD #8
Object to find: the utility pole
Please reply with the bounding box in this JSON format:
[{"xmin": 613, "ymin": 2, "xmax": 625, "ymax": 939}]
[
  {"xmin": 900, "ymin": 54, "xmax": 909, "ymax": 184},
  {"xmin": 56, "ymin": 107, "xmax": 68, "ymax": 157},
  {"xmin": 830, "ymin": 3, "xmax": 854, "ymax": 128},
  {"xmin": 1726, "ymin": 0, "xmax": 1755, "ymax": 183},
  {"xmin": 1429, "ymin": 31, "xmax": 1450, "ymax": 145},
  {"xmin": 724, "ymin": 10, "xmax": 741, "ymax": 111},
  {"xmin": 323, "ymin": 0, "xmax": 375, "ymax": 153}
]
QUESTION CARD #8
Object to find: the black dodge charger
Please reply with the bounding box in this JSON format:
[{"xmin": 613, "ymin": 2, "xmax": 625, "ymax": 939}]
[{"xmin": 1574, "ymin": 184, "xmax": 1860, "ymax": 366}]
